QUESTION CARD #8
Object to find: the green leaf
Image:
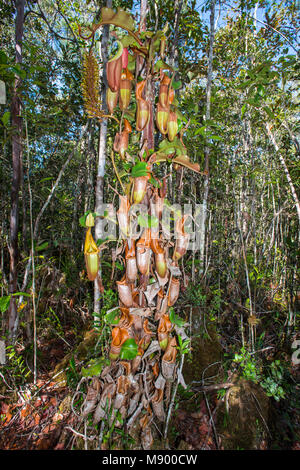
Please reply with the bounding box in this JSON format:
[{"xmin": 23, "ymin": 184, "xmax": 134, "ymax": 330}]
[
  {"xmin": 81, "ymin": 358, "xmax": 109, "ymax": 377},
  {"xmin": 169, "ymin": 307, "xmax": 185, "ymax": 327},
  {"xmin": 131, "ymin": 161, "xmax": 148, "ymax": 178},
  {"xmin": 115, "ymin": 261, "xmax": 123, "ymax": 270},
  {"xmin": 172, "ymin": 80, "xmax": 182, "ymax": 90},
  {"xmin": 120, "ymin": 338, "xmax": 138, "ymax": 360},
  {"xmin": 35, "ymin": 241, "xmax": 49, "ymax": 252},
  {"xmin": 241, "ymin": 103, "xmax": 247, "ymax": 118},
  {"xmin": 79, "ymin": 212, "xmax": 89, "ymax": 227},
  {"xmin": 264, "ymin": 106, "xmax": 274, "ymax": 119},
  {"xmin": 257, "ymin": 84, "xmax": 265, "ymax": 96},
  {"xmin": 40, "ymin": 177, "xmax": 54, "ymax": 183},
  {"xmin": 1, "ymin": 111, "xmax": 10, "ymax": 126},
  {"xmin": 96, "ymin": 238, "xmax": 110, "ymax": 247},
  {"xmin": 154, "ymin": 59, "xmax": 175, "ymax": 72},
  {"xmin": 0, "ymin": 295, "xmax": 11, "ymax": 313},
  {"xmin": 0, "ymin": 51, "xmax": 8, "ymax": 64},
  {"xmin": 137, "ymin": 214, "xmax": 159, "ymax": 229},
  {"xmin": 12, "ymin": 292, "xmax": 32, "ymax": 298},
  {"xmin": 11, "ymin": 64, "xmax": 26, "ymax": 80},
  {"xmin": 104, "ymin": 308, "xmax": 120, "ymax": 325},
  {"xmin": 194, "ymin": 126, "xmax": 206, "ymax": 136},
  {"xmin": 149, "ymin": 176, "xmax": 160, "ymax": 188}
]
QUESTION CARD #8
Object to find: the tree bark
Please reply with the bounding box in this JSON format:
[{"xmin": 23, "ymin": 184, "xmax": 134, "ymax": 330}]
[
  {"xmin": 139, "ymin": 0, "xmax": 148, "ymax": 32},
  {"xmin": 198, "ymin": 0, "xmax": 216, "ymax": 272},
  {"xmin": 169, "ymin": 0, "xmax": 184, "ymax": 70},
  {"xmin": 169, "ymin": 0, "xmax": 184, "ymax": 204},
  {"xmin": 8, "ymin": 0, "xmax": 25, "ymax": 338},
  {"xmin": 94, "ymin": 0, "xmax": 112, "ymax": 314}
]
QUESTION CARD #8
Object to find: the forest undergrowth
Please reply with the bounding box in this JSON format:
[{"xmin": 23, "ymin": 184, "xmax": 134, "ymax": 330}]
[{"xmin": 0, "ymin": 253, "xmax": 299, "ymax": 450}]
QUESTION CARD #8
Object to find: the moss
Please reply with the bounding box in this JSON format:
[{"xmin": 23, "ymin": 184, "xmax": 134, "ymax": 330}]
[
  {"xmin": 75, "ymin": 329, "xmax": 98, "ymax": 360},
  {"xmin": 183, "ymin": 324, "xmax": 223, "ymax": 385},
  {"xmin": 52, "ymin": 329, "xmax": 99, "ymax": 385},
  {"xmin": 216, "ymin": 378, "xmax": 269, "ymax": 450}
]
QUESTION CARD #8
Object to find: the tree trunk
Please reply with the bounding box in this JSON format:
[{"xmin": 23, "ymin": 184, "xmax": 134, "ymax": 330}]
[
  {"xmin": 8, "ymin": 0, "xmax": 25, "ymax": 338},
  {"xmin": 266, "ymin": 123, "xmax": 300, "ymax": 224},
  {"xmin": 169, "ymin": 0, "xmax": 184, "ymax": 204},
  {"xmin": 94, "ymin": 0, "xmax": 112, "ymax": 314},
  {"xmin": 169, "ymin": 0, "xmax": 184, "ymax": 70},
  {"xmin": 198, "ymin": 0, "xmax": 216, "ymax": 272}
]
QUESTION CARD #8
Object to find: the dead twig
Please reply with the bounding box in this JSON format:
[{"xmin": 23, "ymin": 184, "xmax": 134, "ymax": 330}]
[
  {"xmin": 65, "ymin": 426, "xmax": 96, "ymax": 441},
  {"xmin": 191, "ymin": 381, "xmax": 234, "ymax": 392}
]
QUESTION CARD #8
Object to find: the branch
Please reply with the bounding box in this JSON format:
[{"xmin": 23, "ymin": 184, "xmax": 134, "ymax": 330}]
[
  {"xmin": 223, "ymin": 2, "xmax": 298, "ymax": 56},
  {"xmin": 266, "ymin": 123, "xmax": 300, "ymax": 224},
  {"xmin": 55, "ymin": 0, "xmax": 81, "ymax": 53},
  {"xmin": 110, "ymin": 150, "xmax": 125, "ymax": 193},
  {"xmin": 26, "ymin": 2, "xmax": 76, "ymax": 44},
  {"xmin": 282, "ymin": 122, "xmax": 300, "ymax": 155},
  {"xmin": 191, "ymin": 381, "xmax": 234, "ymax": 392}
]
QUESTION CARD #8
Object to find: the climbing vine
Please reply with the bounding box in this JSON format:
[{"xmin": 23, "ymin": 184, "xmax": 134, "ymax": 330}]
[{"xmin": 81, "ymin": 6, "xmax": 201, "ymax": 449}]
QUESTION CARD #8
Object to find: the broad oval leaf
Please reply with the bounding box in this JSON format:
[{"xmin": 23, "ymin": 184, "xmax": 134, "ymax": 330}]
[
  {"xmin": 0, "ymin": 295, "xmax": 11, "ymax": 314},
  {"xmin": 120, "ymin": 338, "xmax": 138, "ymax": 360},
  {"xmin": 104, "ymin": 307, "xmax": 121, "ymax": 325},
  {"xmin": 169, "ymin": 307, "xmax": 185, "ymax": 327},
  {"xmin": 131, "ymin": 161, "xmax": 149, "ymax": 178},
  {"xmin": 81, "ymin": 358, "xmax": 109, "ymax": 377}
]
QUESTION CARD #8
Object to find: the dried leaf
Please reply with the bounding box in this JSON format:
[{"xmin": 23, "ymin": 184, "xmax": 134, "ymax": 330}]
[
  {"xmin": 82, "ymin": 384, "xmax": 99, "ymax": 417},
  {"xmin": 167, "ymin": 260, "xmax": 182, "ymax": 277},
  {"xmin": 129, "ymin": 307, "xmax": 152, "ymax": 317},
  {"xmin": 144, "ymin": 282, "xmax": 161, "ymax": 305},
  {"xmin": 151, "ymin": 388, "xmax": 165, "ymax": 422},
  {"xmin": 100, "ymin": 7, "xmax": 135, "ymax": 32},
  {"xmin": 154, "ymin": 374, "xmax": 166, "ymax": 390},
  {"xmin": 93, "ymin": 383, "xmax": 116, "ymax": 424},
  {"xmin": 141, "ymin": 426, "xmax": 153, "ymax": 450},
  {"xmin": 173, "ymin": 154, "xmax": 200, "ymax": 173}
]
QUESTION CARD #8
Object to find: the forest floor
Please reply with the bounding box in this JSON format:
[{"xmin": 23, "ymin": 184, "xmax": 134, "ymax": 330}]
[{"xmin": 0, "ymin": 308, "xmax": 299, "ymax": 451}]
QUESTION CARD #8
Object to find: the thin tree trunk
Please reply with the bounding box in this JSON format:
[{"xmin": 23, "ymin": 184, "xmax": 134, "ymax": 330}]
[
  {"xmin": 94, "ymin": 0, "xmax": 112, "ymax": 314},
  {"xmin": 266, "ymin": 123, "xmax": 300, "ymax": 224},
  {"xmin": 198, "ymin": 0, "xmax": 215, "ymax": 272},
  {"xmin": 14, "ymin": 123, "xmax": 88, "ymax": 335},
  {"xmin": 139, "ymin": 0, "xmax": 148, "ymax": 32},
  {"xmin": 169, "ymin": 0, "xmax": 184, "ymax": 70},
  {"xmin": 8, "ymin": 0, "xmax": 25, "ymax": 338},
  {"xmin": 71, "ymin": 167, "xmax": 82, "ymax": 243},
  {"xmin": 169, "ymin": 0, "xmax": 184, "ymax": 204},
  {"xmin": 84, "ymin": 121, "xmax": 96, "ymax": 214},
  {"xmin": 139, "ymin": 0, "xmax": 155, "ymax": 152},
  {"xmin": 24, "ymin": 115, "xmax": 37, "ymax": 383}
]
